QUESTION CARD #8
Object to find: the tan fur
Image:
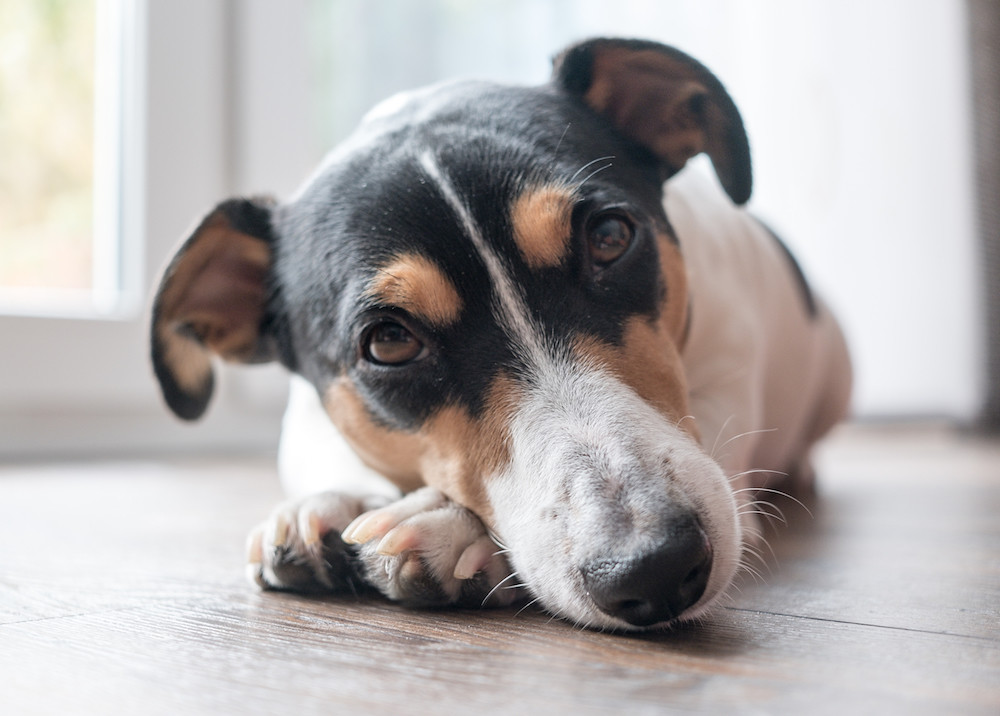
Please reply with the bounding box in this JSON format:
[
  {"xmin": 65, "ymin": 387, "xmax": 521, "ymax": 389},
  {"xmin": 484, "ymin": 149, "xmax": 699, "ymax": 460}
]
[
  {"xmin": 570, "ymin": 232, "xmax": 695, "ymax": 438},
  {"xmin": 156, "ymin": 215, "xmax": 272, "ymax": 389},
  {"xmin": 323, "ymin": 379, "xmax": 425, "ymax": 493},
  {"xmin": 366, "ymin": 253, "xmax": 463, "ymax": 327},
  {"xmin": 510, "ymin": 186, "xmax": 575, "ymax": 269},
  {"xmin": 654, "ymin": 235, "xmax": 691, "ymax": 345},
  {"xmin": 584, "ymin": 48, "xmax": 710, "ymax": 172},
  {"xmin": 323, "ymin": 375, "xmax": 517, "ymax": 524}
]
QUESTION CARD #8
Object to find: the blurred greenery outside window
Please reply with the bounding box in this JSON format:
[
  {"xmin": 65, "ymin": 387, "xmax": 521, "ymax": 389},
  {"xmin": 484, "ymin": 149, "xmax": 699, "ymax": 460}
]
[{"xmin": 0, "ymin": 0, "xmax": 97, "ymax": 310}]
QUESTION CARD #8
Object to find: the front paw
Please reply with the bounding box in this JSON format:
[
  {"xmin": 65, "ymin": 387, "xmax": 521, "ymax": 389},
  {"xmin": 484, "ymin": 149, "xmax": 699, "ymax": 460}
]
[
  {"xmin": 342, "ymin": 487, "xmax": 520, "ymax": 608},
  {"xmin": 246, "ymin": 492, "xmax": 389, "ymax": 594}
]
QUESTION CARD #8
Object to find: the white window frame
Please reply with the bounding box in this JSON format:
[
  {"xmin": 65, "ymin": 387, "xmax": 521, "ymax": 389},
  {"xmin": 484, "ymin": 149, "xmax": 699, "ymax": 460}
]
[{"xmin": 0, "ymin": 0, "xmax": 296, "ymax": 458}]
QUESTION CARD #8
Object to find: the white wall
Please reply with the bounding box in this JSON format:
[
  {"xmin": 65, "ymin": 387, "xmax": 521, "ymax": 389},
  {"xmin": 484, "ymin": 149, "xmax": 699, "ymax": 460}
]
[{"xmin": 300, "ymin": 0, "xmax": 980, "ymax": 419}]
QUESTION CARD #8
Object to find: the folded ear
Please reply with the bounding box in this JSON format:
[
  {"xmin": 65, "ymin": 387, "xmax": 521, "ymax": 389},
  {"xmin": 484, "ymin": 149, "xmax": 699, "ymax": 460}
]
[
  {"xmin": 552, "ymin": 38, "xmax": 752, "ymax": 205},
  {"xmin": 151, "ymin": 197, "xmax": 278, "ymax": 420}
]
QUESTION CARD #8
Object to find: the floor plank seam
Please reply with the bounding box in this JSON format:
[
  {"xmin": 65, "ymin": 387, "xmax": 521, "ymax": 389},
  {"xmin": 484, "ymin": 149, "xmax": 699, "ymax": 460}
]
[
  {"xmin": 1, "ymin": 605, "xmax": 146, "ymax": 628},
  {"xmin": 723, "ymin": 606, "xmax": 998, "ymax": 643}
]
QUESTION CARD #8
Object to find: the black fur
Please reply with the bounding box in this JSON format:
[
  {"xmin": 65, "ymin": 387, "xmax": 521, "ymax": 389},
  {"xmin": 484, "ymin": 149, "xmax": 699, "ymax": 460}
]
[
  {"xmin": 266, "ymin": 82, "xmax": 672, "ymax": 429},
  {"xmin": 754, "ymin": 217, "xmax": 819, "ymax": 319}
]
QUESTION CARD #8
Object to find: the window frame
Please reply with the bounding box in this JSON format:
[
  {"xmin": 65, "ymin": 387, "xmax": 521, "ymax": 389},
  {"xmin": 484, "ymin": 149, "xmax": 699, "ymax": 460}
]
[{"xmin": 0, "ymin": 0, "xmax": 293, "ymax": 458}]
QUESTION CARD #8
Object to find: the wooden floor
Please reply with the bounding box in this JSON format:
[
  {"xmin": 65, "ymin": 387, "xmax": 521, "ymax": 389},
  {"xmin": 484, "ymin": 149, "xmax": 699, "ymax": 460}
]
[{"xmin": 1, "ymin": 423, "xmax": 998, "ymax": 715}]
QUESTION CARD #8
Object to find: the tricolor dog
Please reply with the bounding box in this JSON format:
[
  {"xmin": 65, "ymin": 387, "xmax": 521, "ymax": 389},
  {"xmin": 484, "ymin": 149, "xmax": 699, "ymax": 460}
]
[{"xmin": 151, "ymin": 38, "xmax": 851, "ymax": 630}]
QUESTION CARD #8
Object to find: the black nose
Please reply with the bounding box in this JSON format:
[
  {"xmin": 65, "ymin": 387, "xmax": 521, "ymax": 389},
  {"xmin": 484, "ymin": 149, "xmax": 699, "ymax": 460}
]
[{"xmin": 580, "ymin": 515, "xmax": 713, "ymax": 627}]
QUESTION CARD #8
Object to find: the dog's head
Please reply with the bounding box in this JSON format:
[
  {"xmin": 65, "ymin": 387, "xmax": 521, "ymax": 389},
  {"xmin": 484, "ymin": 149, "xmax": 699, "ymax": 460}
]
[{"xmin": 151, "ymin": 38, "xmax": 752, "ymax": 630}]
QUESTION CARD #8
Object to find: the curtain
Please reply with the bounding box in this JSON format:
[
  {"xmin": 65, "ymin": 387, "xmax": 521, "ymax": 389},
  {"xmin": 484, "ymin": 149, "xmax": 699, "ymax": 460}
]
[{"xmin": 969, "ymin": 0, "xmax": 1000, "ymax": 430}]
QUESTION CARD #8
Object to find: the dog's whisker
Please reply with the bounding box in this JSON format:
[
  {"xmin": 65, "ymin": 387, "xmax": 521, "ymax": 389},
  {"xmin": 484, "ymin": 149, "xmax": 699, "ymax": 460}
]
[
  {"xmin": 575, "ymin": 161, "xmax": 615, "ymax": 190},
  {"xmin": 741, "ymin": 548, "xmax": 773, "ymax": 576},
  {"xmin": 719, "ymin": 584, "xmax": 739, "ymax": 601},
  {"xmin": 740, "ymin": 542, "xmax": 765, "ymax": 561},
  {"xmin": 740, "ymin": 486, "xmax": 814, "ymax": 519},
  {"xmin": 716, "ymin": 427, "xmax": 779, "ymax": 456},
  {"xmin": 740, "ymin": 542, "xmax": 769, "ymax": 565},
  {"xmin": 481, "ymin": 571, "xmax": 521, "ymax": 606},
  {"xmin": 514, "ymin": 596, "xmax": 544, "ymax": 618},
  {"xmin": 709, "ymin": 414, "xmax": 736, "ymax": 460},
  {"xmin": 674, "ymin": 414, "xmax": 698, "ymax": 432},
  {"xmin": 740, "ymin": 520, "xmax": 778, "ymax": 560},
  {"xmin": 737, "ymin": 507, "xmax": 780, "ymax": 519},
  {"xmin": 760, "ymin": 502, "xmax": 789, "ymax": 525},
  {"xmin": 739, "ymin": 527, "xmax": 766, "ymax": 553},
  {"xmin": 738, "ymin": 562, "xmax": 766, "ymax": 584},
  {"xmin": 729, "ymin": 467, "xmax": 789, "ymax": 482},
  {"xmin": 568, "ymin": 155, "xmax": 615, "ymax": 185},
  {"xmin": 553, "ymin": 123, "xmax": 572, "ymax": 163},
  {"xmin": 750, "ymin": 532, "xmax": 779, "ymax": 564},
  {"xmin": 739, "ymin": 501, "xmax": 789, "ymax": 525},
  {"xmin": 486, "ymin": 529, "xmax": 510, "ymax": 553}
]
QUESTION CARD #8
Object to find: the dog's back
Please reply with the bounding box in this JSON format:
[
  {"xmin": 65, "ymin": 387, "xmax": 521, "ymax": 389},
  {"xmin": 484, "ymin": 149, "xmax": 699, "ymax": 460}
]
[{"xmin": 666, "ymin": 165, "xmax": 851, "ymax": 491}]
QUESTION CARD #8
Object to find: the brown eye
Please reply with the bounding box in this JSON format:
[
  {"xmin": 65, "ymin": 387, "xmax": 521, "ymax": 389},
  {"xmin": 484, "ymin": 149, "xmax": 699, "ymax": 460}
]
[
  {"xmin": 364, "ymin": 322, "xmax": 425, "ymax": 365},
  {"xmin": 587, "ymin": 214, "xmax": 634, "ymax": 267}
]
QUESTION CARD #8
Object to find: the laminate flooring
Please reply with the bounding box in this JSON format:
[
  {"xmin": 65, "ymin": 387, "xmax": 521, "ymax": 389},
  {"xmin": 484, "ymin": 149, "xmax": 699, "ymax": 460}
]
[{"xmin": 1, "ymin": 423, "xmax": 998, "ymax": 715}]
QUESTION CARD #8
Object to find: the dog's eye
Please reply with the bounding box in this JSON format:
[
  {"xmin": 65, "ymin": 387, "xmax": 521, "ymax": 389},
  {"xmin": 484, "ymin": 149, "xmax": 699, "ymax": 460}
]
[
  {"xmin": 587, "ymin": 214, "xmax": 634, "ymax": 268},
  {"xmin": 364, "ymin": 322, "xmax": 426, "ymax": 365}
]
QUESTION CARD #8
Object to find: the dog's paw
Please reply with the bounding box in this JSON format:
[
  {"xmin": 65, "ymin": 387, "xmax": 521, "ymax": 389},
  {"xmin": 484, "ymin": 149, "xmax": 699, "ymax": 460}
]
[
  {"xmin": 246, "ymin": 492, "xmax": 390, "ymax": 594},
  {"xmin": 341, "ymin": 487, "xmax": 519, "ymax": 608}
]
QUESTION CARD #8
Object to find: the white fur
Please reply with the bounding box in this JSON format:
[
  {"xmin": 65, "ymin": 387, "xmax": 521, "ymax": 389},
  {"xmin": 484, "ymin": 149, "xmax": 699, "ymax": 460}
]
[{"xmin": 278, "ymin": 375, "xmax": 401, "ymax": 501}]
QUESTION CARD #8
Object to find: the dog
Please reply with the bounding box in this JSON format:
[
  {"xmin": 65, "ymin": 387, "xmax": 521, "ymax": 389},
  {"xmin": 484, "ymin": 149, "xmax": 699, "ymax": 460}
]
[{"xmin": 151, "ymin": 38, "xmax": 851, "ymax": 631}]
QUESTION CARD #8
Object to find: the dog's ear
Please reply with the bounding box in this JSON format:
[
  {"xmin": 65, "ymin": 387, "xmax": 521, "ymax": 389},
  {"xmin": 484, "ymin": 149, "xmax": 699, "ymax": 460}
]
[
  {"xmin": 151, "ymin": 197, "xmax": 279, "ymax": 420},
  {"xmin": 552, "ymin": 38, "xmax": 752, "ymax": 204}
]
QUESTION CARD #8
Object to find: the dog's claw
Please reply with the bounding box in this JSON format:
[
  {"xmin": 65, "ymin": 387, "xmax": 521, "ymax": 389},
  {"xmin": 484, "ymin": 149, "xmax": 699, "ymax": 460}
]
[
  {"xmin": 343, "ymin": 487, "xmax": 447, "ymax": 545},
  {"xmin": 341, "ymin": 512, "xmax": 391, "ymax": 545},
  {"xmin": 246, "ymin": 527, "xmax": 264, "ymax": 564},
  {"xmin": 375, "ymin": 524, "xmax": 422, "ymax": 556},
  {"xmin": 269, "ymin": 513, "xmax": 290, "ymax": 550},
  {"xmin": 454, "ymin": 534, "xmax": 497, "ymax": 580},
  {"xmin": 246, "ymin": 527, "xmax": 267, "ymax": 588},
  {"xmin": 300, "ymin": 509, "xmax": 322, "ymax": 548}
]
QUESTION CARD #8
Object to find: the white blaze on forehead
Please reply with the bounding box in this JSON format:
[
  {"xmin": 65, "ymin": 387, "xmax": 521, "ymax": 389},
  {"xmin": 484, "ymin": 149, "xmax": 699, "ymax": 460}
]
[{"xmin": 418, "ymin": 151, "xmax": 549, "ymax": 366}]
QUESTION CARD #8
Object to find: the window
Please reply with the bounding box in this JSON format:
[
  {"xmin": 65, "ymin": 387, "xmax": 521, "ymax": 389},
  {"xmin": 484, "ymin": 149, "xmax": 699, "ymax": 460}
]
[
  {"xmin": 0, "ymin": 1, "xmax": 96, "ymax": 314},
  {"xmin": 0, "ymin": 1, "xmax": 287, "ymax": 458}
]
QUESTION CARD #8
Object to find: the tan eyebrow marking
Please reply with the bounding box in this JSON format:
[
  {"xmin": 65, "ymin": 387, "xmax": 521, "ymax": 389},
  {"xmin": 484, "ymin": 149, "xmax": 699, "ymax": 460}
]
[
  {"xmin": 510, "ymin": 185, "xmax": 576, "ymax": 269},
  {"xmin": 367, "ymin": 253, "xmax": 463, "ymax": 327}
]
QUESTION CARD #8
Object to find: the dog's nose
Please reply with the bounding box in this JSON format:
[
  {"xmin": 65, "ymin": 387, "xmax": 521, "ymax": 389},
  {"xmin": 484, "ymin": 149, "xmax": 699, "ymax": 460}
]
[{"xmin": 580, "ymin": 514, "xmax": 713, "ymax": 627}]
